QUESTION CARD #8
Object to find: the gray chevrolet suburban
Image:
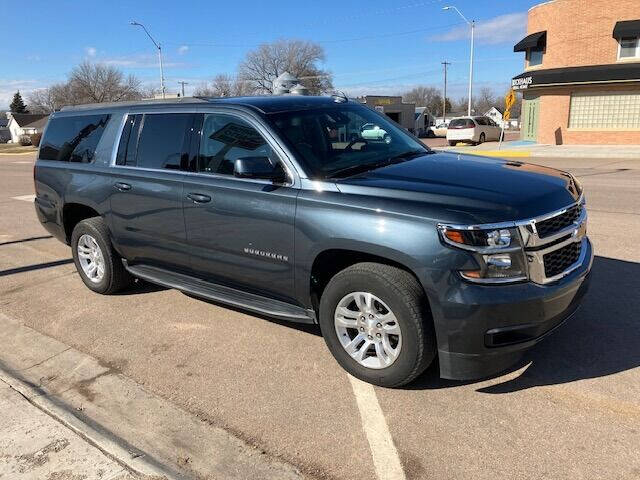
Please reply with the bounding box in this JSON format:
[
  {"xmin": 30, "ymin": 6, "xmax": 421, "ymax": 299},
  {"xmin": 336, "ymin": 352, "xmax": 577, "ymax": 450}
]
[{"xmin": 34, "ymin": 96, "xmax": 592, "ymax": 387}]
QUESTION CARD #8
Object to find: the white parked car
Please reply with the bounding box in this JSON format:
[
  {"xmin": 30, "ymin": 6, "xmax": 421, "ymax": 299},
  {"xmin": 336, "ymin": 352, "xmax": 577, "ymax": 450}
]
[
  {"xmin": 360, "ymin": 123, "xmax": 391, "ymax": 144},
  {"xmin": 429, "ymin": 123, "xmax": 448, "ymax": 138},
  {"xmin": 446, "ymin": 116, "xmax": 502, "ymax": 146}
]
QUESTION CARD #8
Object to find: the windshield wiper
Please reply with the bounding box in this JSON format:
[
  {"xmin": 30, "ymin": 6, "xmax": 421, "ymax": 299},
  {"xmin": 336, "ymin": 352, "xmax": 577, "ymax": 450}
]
[{"xmin": 326, "ymin": 149, "xmax": 429, "ymax": 179}]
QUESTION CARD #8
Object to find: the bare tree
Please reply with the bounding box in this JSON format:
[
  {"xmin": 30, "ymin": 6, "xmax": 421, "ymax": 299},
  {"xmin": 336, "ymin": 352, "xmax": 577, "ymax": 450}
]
[
  {"xmin": 402, "ymin": 86, "xmax": 452, "ymax": 117},
  {"xmin": 238, "ymin": 39, "xmax": 332, "ymax": 94},
  {"xmin": 69, "ymin": 62, "xmax": 142, "ymax": 104},
  {"xmin": 27, "ymin": 62, "xmax": 144, "ymax": 111},
  {"xmin": 193, "ymin": 74, "xmax": 253, "ymax": 97},
  {"xmin": 475, "ymin": 87, "xmax": 500, "ymax": 115}
]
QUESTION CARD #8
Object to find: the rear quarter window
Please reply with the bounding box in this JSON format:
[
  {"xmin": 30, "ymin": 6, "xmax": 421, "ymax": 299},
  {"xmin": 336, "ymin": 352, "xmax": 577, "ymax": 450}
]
[
  {"xmin": 449, "ymin": 118, "xmax": 475, "ymax": 128},
  {"xmin": 39, "ymin": 114, "xmax": 111, "ymax": 162}
]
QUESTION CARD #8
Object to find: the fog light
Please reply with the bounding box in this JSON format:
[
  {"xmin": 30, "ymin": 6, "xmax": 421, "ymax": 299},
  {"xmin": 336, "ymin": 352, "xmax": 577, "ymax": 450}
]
[{"xmin": 486, "ymin": 254, "xmax": 512, "ymax": 268}]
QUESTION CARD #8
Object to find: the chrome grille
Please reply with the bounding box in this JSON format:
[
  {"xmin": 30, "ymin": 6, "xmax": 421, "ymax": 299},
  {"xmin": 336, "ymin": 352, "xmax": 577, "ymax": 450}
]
[
  {"xmin": 543, "ymin": 241, "xmax": 582, "ymax": 278},
  {"xmin": 535, "ymin": 204, "xmax": 582, "ymax": 238}
]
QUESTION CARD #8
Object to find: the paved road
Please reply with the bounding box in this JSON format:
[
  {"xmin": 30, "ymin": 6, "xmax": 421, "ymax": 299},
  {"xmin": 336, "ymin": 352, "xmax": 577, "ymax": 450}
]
[
  {"xmin": 421, "ymin": 130, "xmax": 520, "ymax": 149},
  {"xmin": 1, "ymin": 153, "xmax": 639, "ymax": 479}
]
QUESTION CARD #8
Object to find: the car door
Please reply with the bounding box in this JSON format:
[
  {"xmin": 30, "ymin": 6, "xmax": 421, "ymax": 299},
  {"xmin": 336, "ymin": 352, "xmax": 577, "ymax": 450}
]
[
  {"xmin": 181, "ymin": 111, "xmax": 298, "ymax": 303},
  {"xmin": 109, "ymin": 111, "xmax": 193, "ymax": 273}
]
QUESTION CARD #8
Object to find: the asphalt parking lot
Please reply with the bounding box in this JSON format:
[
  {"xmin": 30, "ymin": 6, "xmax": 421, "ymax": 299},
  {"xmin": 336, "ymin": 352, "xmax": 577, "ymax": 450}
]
[{"xmin": 1, "ymin": 152, "xmax": 639, "ymax": 479}]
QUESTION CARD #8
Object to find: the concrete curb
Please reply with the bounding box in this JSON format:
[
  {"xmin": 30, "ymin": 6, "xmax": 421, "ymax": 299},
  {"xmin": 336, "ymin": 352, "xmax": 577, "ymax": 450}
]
[
  {"xmin": 0, "ymin": 312, "xmax": 303, "ymax": 480},
  {"xmin": 0, "ymin": 369, "xmax": 171, "ymax": 479},
  {"xmin": 0, "ymin": 151, "xmax": 37, "ymax": 156}
]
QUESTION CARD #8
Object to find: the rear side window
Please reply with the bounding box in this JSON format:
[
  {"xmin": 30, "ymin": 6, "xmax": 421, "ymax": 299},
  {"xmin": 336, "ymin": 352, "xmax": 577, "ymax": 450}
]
[
  {"xmin": 39, "ymin": 114, "xmax": 110, "ymax": 162},
  {"xmin": 449, "ymin": 118, "xmax": 475, "ymax": 129},
  {"xmin": 474, "ymin": 117, "xmax": 488, "ymax": 125},
  {"xmin": 136, "ymin": 113, "xmax": 192, "ymax": 170}
]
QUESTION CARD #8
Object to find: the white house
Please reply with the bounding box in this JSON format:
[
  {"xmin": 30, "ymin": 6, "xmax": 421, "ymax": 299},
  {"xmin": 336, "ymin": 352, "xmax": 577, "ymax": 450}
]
[
  {"xmin": 5, "ymin": 112, "xmax": 49, "ymax": 143},
  {"xmin": 484, "ymin": 107, "xmax": 519, "ymax": 129}
]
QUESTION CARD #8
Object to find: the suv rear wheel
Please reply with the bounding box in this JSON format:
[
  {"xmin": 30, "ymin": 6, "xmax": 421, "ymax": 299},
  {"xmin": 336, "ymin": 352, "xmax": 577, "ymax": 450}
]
[
  {"xmin": 319, "ymin": 262, "xmax": 436, "ymax": 387},
  {"xmin": 71, "ymin": 217, "xmax": 132, "ymax": 294}
]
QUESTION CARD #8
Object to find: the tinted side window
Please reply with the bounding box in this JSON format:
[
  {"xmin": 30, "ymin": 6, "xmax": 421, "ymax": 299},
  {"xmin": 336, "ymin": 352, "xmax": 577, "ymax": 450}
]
[
  {"xmin": 40, "ymin": 114, "xmax": 110, "ymax": 162},
  {"xmin": 136, "ymin": 113, "xmax": 192, "ymax": 170},
  {"xmin": 474, "ymin": 117, "xmax": 487, "ymax": 126},
  {"xmin": 115, "ymin": 114, "xmax": 142, "ymax": 166},
  {"xmin": 198, "ymin": 113, "xmax": 275, "ymax": 176}
]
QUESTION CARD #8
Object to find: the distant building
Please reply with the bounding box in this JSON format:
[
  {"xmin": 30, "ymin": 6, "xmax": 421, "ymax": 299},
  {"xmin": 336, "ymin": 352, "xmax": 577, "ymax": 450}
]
[
  {"xmin": 272, "ymin": 72, "xmax": 310, "ymax": 95},
  {"xmin": 512, "ymin": 0, "xmax": 640, "ymax": 144},
  {"xmin": 359, "ymin": 96, "xmax": 416, "ymax": 131},
  {"xmin": 5, "ymin": 112, "xmax": 49, "ymax": 143},
  {"xmin": 414, "ymin": 107, "xmax": 435, "ymax": 136},
  {"xmin": 483, "ymin": 107, "xmax": 519, "ymax": 129}
]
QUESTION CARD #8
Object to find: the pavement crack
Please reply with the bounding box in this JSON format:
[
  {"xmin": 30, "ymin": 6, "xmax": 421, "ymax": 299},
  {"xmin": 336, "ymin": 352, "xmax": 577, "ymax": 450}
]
[{"xmin": 20, "ymin": 347, "xmax": 72, "ymax": 372}]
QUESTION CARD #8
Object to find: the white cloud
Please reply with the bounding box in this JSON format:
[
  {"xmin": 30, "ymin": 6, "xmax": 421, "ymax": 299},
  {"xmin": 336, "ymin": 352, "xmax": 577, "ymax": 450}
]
[
  {"xmin": 433, "ymin": 12, "xmax": 527, "ymax": 45},
  {"xmin": 0, "ymin": 79, "xmax": 46, "ymax": 109},
  {"xmin": 85, "ymin": 46, "xmax": 97, "ymax": 57},
  {"xmin": 178, "ymin": 45, "xmax": 189, "ymax": 55}
]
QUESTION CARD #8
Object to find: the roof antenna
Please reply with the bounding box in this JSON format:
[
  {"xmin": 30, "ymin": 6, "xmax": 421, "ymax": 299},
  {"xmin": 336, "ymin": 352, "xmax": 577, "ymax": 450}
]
[{"xmin": 331, "ymin": 90, "xmax": 348, "ymax": 103}]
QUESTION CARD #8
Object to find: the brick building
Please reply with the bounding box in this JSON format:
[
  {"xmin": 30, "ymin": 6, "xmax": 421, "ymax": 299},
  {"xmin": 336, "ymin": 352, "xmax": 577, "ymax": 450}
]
[{"xmin": 512, "ymin": 0, "xmax": 640, "ymax": 144}]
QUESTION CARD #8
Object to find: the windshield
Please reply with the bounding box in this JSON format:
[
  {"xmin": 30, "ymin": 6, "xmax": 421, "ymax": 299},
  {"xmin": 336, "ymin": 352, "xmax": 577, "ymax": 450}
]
[{"xmin": 268, "ymin": 104, "xmax": 430, "ymax": 179}]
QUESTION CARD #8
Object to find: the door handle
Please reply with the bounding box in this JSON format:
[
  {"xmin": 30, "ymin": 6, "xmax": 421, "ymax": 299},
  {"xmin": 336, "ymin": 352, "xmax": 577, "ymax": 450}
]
[
  {"xmin": 114, "ymin": 182, "xmax": 131, "ymax": 191},
  {"xmin": 187, "ymin": 193, "xmax": 212, "ymax": 204}
]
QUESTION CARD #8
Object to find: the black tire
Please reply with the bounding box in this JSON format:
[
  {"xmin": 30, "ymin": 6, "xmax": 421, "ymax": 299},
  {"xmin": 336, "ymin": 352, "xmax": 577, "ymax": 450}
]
[
  {"xmin": 478, "ymin": 132, "xmax": 486, "ymax": 144},
  {"xmin": 71, "ymin": 216, "xmax": 132, "ymax": 294},
  {"xmin": 319, "ymin": 262, "xmax": 436, "ymax": 388},
  {"xmin": 448, "ymin": 140, "xmax": 457, "ymax": 146}
]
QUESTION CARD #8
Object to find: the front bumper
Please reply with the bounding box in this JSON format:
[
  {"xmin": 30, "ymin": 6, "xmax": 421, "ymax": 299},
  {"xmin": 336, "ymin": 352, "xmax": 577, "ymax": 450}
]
[{"xmin": 432, "ymin": 237, "xmax": 593, "ymax": 381}]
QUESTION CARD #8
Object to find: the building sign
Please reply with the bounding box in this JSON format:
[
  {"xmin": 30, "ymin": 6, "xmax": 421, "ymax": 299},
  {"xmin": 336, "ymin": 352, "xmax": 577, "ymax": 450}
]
[{"xmin": 512, "ymin": 76, "xmax": 533, "ymax": 90}]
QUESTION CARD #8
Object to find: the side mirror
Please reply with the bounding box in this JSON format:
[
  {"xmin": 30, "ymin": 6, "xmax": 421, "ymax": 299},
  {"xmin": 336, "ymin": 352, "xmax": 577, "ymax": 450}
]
[{"xmin": 234, "ymin": 157, "xmax": 286, "ymax": 182}]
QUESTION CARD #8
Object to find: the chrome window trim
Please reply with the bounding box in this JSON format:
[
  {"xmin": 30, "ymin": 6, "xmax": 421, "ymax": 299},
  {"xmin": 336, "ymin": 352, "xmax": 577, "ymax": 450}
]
[{"xmin": 108, "ymin": 109, "xmax": 298, "ymax": 188}]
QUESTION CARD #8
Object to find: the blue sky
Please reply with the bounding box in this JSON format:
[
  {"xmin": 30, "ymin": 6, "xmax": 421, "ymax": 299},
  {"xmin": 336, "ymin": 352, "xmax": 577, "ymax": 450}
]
[{"xmin": 1, "ymin": 0, "xmax": 541, "ymax": 108}]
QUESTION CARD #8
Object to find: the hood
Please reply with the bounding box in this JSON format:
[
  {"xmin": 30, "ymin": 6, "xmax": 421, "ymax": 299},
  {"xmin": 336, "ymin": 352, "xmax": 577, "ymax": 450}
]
[{"xmin": 335, "ymin": 152, "xmax": 581, "ymax": 224}]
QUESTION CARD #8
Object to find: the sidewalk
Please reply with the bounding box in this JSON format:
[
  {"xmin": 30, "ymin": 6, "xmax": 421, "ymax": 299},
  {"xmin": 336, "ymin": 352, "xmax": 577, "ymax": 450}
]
[
  {"xmin": 0, "ymin": 312, "xmax": 303, "ymax": 480},
  {"xmin": 0, "ymin": 379, "xmax": 137, "ymax": 480},
  {"xmin": 439, "ymin": 141, "xmax": 640, "ymax": 159}
]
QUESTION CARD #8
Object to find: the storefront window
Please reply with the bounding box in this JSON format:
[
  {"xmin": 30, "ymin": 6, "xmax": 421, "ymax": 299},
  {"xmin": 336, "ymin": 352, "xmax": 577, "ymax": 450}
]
[{"xmin": 568, "ymin": 92, "xmax": 640, "ymax": 129}]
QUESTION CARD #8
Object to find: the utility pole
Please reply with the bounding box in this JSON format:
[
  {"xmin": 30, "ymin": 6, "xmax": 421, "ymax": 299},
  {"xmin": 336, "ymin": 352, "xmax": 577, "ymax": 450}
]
[
  {"xmin": 178, "ymin": 81, "xmax": 189, "ymax": 97},
  {"xmin": 442, "ymin": 61, "xmax": 450, "ymax": 124}
]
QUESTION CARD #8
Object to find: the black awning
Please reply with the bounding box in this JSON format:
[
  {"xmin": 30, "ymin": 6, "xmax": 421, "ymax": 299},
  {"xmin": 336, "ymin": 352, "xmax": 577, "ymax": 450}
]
[
  {"xmin": 613, "ymin": 20, "xmax": 640, "ymax": 38},
  {"xmin": 513, "ymin": 31, "xmax": 546, "ymax": 52},
  {"xmin": 512, "ymin": 63, "xmax": 640, "ymax": 90}
]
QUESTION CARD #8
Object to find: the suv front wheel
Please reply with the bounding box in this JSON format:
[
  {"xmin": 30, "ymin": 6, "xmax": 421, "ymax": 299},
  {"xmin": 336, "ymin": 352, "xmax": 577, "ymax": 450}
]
[
  {"xmin": 71, "ymin": 217, "xmax": 132, "ymax": 294},
  {"xmin": 319, "ymin": 262, "xmax": 436, "ymax": 387}
]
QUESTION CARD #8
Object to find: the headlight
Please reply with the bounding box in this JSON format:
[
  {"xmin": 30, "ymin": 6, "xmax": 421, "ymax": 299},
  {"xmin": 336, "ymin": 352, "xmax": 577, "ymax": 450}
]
[{"xmin": 438, "ymin": 225, "xmax": 528, "ymax": 284}]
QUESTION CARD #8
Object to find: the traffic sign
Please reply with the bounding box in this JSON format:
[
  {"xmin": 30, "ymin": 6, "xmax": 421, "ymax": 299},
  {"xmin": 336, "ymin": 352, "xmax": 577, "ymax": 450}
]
[
  {"xmin": 503, "ymin": 110, "xmax": 511, "ymax": 121},
  {"xmin": 505, "ymin": 89, "xmax": 516, "ymax": 110}
]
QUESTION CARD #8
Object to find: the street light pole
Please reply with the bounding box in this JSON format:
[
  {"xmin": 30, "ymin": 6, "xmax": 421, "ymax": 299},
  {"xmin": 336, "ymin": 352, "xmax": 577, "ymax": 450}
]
[
  {"xmin": 443, "ymin": 6, "xmax": 475, "ymax": 116},
  {"xmin": 130, "ymin": 21, "xmax": 165, "ymax": 99}
]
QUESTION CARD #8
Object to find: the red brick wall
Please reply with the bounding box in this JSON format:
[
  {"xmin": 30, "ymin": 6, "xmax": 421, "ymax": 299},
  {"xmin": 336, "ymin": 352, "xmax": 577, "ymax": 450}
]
[{"xmin": 526, "ymin": 0, "xmax": 640, "ymax": 70}]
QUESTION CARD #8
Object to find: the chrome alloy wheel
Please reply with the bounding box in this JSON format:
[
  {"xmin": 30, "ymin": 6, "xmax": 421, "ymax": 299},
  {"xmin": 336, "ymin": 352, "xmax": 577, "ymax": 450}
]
[
  {"xmin": 77, "ymin": 234, "xmax": 105, "ymax": 283},
  {"xmin": 334, "ymin": 292, "xmax": 402, "ymax": 369}
]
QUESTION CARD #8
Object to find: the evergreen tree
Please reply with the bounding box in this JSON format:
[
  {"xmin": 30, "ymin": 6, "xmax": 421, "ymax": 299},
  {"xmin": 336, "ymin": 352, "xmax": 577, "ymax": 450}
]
[{"xmin": 9, "ymin": 91, "xmax": 28, "ymax": 113}]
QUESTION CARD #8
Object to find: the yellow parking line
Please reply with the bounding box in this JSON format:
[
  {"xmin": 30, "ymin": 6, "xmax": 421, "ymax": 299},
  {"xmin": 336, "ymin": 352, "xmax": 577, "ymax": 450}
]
[{"xmin": 455, "ymin": 150, "xmax": 531, "ymax": 158}]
